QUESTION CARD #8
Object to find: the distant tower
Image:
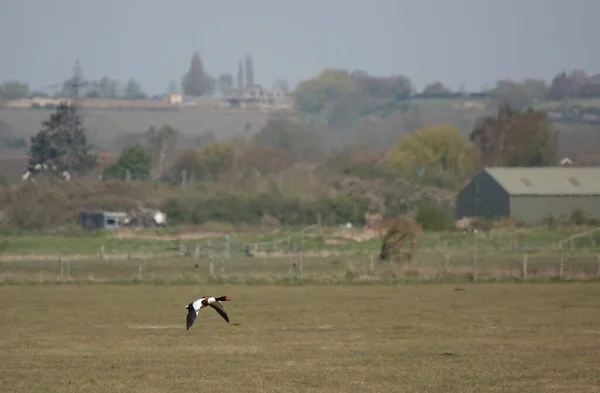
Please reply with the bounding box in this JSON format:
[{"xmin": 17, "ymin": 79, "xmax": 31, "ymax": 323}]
[
  {"xmin": 237, "ymin": 60, "xmax": 244, "ymax": 92},
  {"xmin": 68, "ymin": 60, "xmax": 89, "ymax": 101},
  {"xmin": 47, "ymin": 59, "xmax": 89, "ymax": 106},
  {"xmin": 244, "ymin": 54, "xmax": 254, "ymax": 88}
]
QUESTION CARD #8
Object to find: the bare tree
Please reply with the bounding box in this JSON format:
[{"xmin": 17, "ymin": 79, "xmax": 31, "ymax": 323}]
[{"xmin": 147, "ymin": 125, "xmax": 179, "ymax": 179}]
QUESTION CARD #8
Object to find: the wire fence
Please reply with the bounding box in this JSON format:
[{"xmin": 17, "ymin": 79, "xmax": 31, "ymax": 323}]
[
  {"xmin": 2, "ymin": 226, "xmax": 600, "ymax": 283},
  {"xmin": 2, "ymin": 244, "xmax": 600, "ymax": 284}
]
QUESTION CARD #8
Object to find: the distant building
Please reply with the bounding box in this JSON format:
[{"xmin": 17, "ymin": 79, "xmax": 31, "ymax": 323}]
[
  {"xmin": 79, "ymin": 211, "xmax": 128, "ymax": 231},
  {"xmin": 456, "ymin": 167, "xmax": 600, "ymax": 224},
  {"xmin": 220, "ymin": 85, "xmax": 295, "ymax": 111},
  {"xmin": 166, "ymin": 93, "xmax": 183, "ymax": 104}
]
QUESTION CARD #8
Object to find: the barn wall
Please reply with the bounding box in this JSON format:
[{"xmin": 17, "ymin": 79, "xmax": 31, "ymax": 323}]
[
  {"xmin": 510, "ymin": 195, "xmax": 600, "ymax": 224},
  {"xmin": 456, "ymin": 171, "xmax": 510, "ymax": 219}
]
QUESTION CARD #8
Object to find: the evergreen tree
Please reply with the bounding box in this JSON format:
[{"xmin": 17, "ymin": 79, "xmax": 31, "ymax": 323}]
[
  {"xmin": 27, "ymin": 102, "xmax": 97, "ymax": 177},
  {"xmin": 182, "ymin": 52, "xmax": 215, "ymax": 96}
]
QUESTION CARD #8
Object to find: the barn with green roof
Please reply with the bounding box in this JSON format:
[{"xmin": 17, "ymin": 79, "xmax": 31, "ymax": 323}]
[{"xmin": 455, "ymin": 167, "xmax": 600, "ymax": 224}]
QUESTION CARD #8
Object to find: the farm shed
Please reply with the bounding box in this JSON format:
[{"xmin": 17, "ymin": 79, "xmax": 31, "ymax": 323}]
[
  {"xmin": 79, "ymin": 211, "xmax": 128, "ymax": 231},
  {"xmin": 455, "ymin": 167, "xmax": 600, "ymax": 224}
]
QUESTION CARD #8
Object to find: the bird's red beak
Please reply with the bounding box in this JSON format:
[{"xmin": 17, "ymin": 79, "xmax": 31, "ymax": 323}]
[{"xmin": 225, "ymin": 296, "xmax": 231, "ymax": 301}]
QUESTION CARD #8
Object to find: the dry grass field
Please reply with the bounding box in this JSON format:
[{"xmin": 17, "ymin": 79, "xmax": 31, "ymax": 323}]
[
  {"xmin": 0, "ymin": 107, "xmax": 271, "ymax": 153},
  {"xmin": 1, "ymin": 283, "xmax": 599, "ymax": 392},
  {"xmin": 1, "ymin": 251, "xmax": 600, "ymax": 285}
]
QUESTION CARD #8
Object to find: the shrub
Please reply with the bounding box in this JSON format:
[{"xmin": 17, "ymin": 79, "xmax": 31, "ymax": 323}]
[
  {"xmin": 414, "ymin": 202, "xmax": 454, "ymax": 231},
  {"xmin": 260, "ymin": 214, "xmax": 280, "ymax": 229},
  {"xmin": 542, "ymin": 215, "xmax": 558, "ymax": 230},
  {"xmin": 569, "ymin": 208, "xmax": 588, "ymax": 226},
  {"xmin": 471, "ymin": 217, "xmax": 495, "ymax": 232},
  {"xmin": 197, "ymin": 143, "xmax": 234, "ymax": 180},
  {"xmin": 196, "ymin": 192, "xmax": 259, "ymax": 224},
  {"xmin": 85, "ymin": 195, "xmax": 139, "ymax": 212},
  {"xmin": 155, "ymin": 192, "xmax": 369, "ymax": 227},
  {"xmin": 2, "ymin": 180, "xmax": 70, "ymax": 230},
  {"xmin": 379, "ymin": 216, "xmax": 421, "ymax": 261},
  {"xmin": 160, "ymin": 198, "xmax": 188, "ymax": 225},
  {"xmin": 103, "ymin": 144, "xmax": 152, "ymax": 180},
  {"xmin": 311, "ymin": 195, "xmax": 367, "ymax": 226}
]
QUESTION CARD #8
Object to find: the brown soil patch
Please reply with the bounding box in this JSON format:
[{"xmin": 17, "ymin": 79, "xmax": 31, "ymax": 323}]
[
  {"xmin": 109, "ymin": 230, "xmax": 227, "ymax": 240},
  {"xmin": 324, "ymin": 239, "xmax": 346, "ymax": 245},
  {"xmin": 328, "ymin": 228, "xmax": 381, "ymax": 242}
]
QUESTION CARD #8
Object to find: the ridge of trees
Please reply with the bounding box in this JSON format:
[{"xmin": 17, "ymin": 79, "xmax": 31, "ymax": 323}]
[
  {"xmin": 2, "ymin": 61, "xmax": 599, "ymax": 106},
  {"xmin": 0, "ymin": 51, "xmax": 260, "ymax": 100},
  {"xmin": 291, "ymin": 68, "xmax": 600, "ymax": 120},
  {"xmin": 24, "ymin": 100, "xmax": 556, "ymax": 188},
  {"xmin": 0, "ymin": 96, "xmax": 559, "ymax": 230}
]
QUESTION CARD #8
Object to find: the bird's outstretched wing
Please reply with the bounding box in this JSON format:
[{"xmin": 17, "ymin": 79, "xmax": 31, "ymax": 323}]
[
  {"xmin": 186, "ymin": 310, "xmax": 197, "ymax": 330},
  {"xmin": 210, "ymin": 301, "xmax": 230, "ymax": 323}
]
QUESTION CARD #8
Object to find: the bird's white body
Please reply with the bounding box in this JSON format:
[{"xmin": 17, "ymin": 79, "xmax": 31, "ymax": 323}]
[
  {"xmin": 185, "ymin": 295, "xmax": 231, "ymax": 330},
  {"xmin": 191, "ymin": 296, "xmax": 217, "ymax": 312}
]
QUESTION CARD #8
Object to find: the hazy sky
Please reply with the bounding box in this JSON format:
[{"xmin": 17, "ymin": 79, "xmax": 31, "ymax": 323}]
[{"xmin": 1, "ymin": 0, "xmax": 599, "ymax": 95}]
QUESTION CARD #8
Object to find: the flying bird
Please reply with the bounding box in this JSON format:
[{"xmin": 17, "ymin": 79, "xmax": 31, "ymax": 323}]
[{"xmin": 185, "ymin": 295, "xmax": 231, "ymax": 330}]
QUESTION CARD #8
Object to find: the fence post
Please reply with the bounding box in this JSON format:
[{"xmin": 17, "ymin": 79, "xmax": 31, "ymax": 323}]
[
  {"xmin": 193, "ymin": 243, "xmax": 200, "ymax": 260},
  {"xmin": 288, "ymin": 237, "xmax": 294, "ymax": 275},
  {"xmin": 559, "ymin": 245, "xmax": 565, "ymax": 279},
  {"xmin": 225, "ymin": 235, "xmax": 231, "ymax": 258},
  {"xmin": 220, "ymin": 259, "xmax": 225, "ymax": 275},
  {"xmin": 317, "ymin": 213, "xmax": 322, "ymax": 236},
  {"xmin": 299, "ymin": 235, "xmax": 304, "ymax": 284},
  {"xmin": 299, "ymin": 252, "xmax": 304, "ymax": 284},
  {"xmin": 58, "ymin": 258, "xmax": 63, "ymax": 279},
  {"xmin": 522, "ymin": 253, "xmax": 528, "ymax": 279},
  {"xmin": 444, "ymin": 253, "xmax": 450, "ymax": 273},
  {"xmin": 471, "ymin": 234, "xmax": 478, "ymax": 282},
  {"xmin": 100, "ymin": 245, "xmax": 105, "ymax": 261},
  {"xmin": 288, "ymin": 254, "xmax": 295, "ymax": 276},
  {"xmin": 369, "ymin": 255, "xmax": 375, "ymax": 275},
  {"xmin": 207, "ymin": 240, "xmax": 215, "ymax": 277},
  {"xmin": 209, "ymin": 259, "xmax": 215, "ymax": 277}
]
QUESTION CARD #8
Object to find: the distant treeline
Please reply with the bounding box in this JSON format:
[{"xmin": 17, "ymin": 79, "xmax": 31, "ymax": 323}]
[
  {"xmin": 546, "ymin": 105, "xmax": 600, "ymax": 125},
  {"xmin": 408, "ymin": 92, "xmax": 490, "ymax": 100},
  {"xmin": 28, "ymin": 103, "xmax": 180, "ymax": 113},
  {"xmin": 7, "ymin": 92, "xmax": 600, "ymax": 126}
]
